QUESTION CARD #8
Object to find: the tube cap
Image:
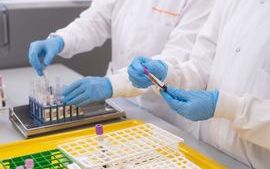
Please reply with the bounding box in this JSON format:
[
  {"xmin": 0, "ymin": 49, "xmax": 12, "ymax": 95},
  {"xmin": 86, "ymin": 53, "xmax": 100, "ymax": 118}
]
[
  {"xmin": 25, "ymin": 159, "xmax": 34, "ymax": 168},
  {"xmin": 95, "ymin": 124, "xmax": 103, "ymax": 135},
  {"xmin": 143, "ymin": 67, "xmax": 150, "ymax": 75}
]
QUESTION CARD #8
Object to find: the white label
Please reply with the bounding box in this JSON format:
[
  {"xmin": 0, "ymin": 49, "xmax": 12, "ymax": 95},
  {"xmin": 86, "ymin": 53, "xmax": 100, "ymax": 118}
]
[
  {"xmin": 79, "ymin": 108, "xmax": 84, "ymax": 115},
  {"xmin": 44, "ymin": 109, "xmax": 50, "ymax": 122},
  {"xmin": 72, "ymin": 106, "xmax": 77, "ymax": 117},
  {"xmin": 58, "ymin": 106, "xmax": 64, "ymax": 119},
  {"xmin": 65, "ymin": 106, "xmax": 71, "ymax": 118},
  {"xmin": 51, "ymin": 107, "xmax": 57, "ymax": 120}
]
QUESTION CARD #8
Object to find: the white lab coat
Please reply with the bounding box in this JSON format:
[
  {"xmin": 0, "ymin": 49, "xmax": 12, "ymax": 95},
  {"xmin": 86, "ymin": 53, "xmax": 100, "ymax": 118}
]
[
  {"xmin": 109, "ymin": 0, "xmax": 270, "ymax": 167},
  {"xmin": 53, "ymin": 0, "xmax": 213, "ymax": 157},
  {"xmin": 155, "ymin": 0, "xmax": 270, "ymax": 168}
]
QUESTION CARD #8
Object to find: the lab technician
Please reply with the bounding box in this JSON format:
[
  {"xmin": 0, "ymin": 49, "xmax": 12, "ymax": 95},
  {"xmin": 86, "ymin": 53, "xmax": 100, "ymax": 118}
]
[
  {"xmin": 128, "ymin": 0, "xmax": 270, "ymax": 168},
  {"xmin": 28, "ymin": 1, "xmax": 214, "ymax": 125}
]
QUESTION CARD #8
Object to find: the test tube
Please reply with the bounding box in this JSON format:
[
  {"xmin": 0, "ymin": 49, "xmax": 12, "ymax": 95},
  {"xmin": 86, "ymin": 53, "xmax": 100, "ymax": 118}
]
[
  {"xmin": 43, "ymin": 70, "xmax": 49, "ymax": 95},
  {"xmin": 36, "ymin": 79, "xmax": 43, "ymax": 103},
  {"xmin": 71, "ymin": 105, "xmax": 78, "ymax": 118},
  {"xmin": 55, "ymin": 78, "xmax": 64, "ymax": 120},
  {"xmin": 43, "ymin": 104, "xmax": 51, "ymax": 122},
  {"xmin": 30, "ymin": 78, "xmax": 51, "ymax": 123},
  {"xmin": 143, "ymin": 67, "xmax": 167, "ymax": 91},
  {"xmin": 16, "ymin": 166, "xmax": 24, "ymax": 169},
  {"xmin": 30, "ymin": 80, "xmax": 36, "ymax": 98},
  {"xmin": 39, "ymin": 82, "xmax": 49, "ymax": 122},
  {"xmin": 96, "ymin": 124, "xmax": 104, "ymax": 142},
  {"xmin": 95, "ymin": 124, "xmax": 110, "ymax": 168},
  {"xmin": 55, "ymin": 77, "xmax": 61, "ymax": 98},
  {"xmin": 49, "ymin": 86, "xmax": 57, "ymax": 121},
  {"xmin": 33, "ymin": 80, "xmax": 40, "ymax": 119},
  {"xmin": 30, "ymin": 80, "xmax": 36, "ymax": 118},
  {"xmin": 49, "ymin": 86, "xmax": 54, "ymax": 105},
  {"xmin": 57, "ymin": 98, "xmax": 64, "ymax": 120},
  {"xmin": 62, "ymin": 85, "xmax": 71, "ymax": 119},
  {"xmin": 25, "ymin": 159, "xmax": 34, "ymax": 169},
  {"xmin": 29, "ymin": 81, "xmax": 35, "ymax": 115},
  {"xmin": 57, "ymin": 102, "xmax": 64, "ymax": 120}
]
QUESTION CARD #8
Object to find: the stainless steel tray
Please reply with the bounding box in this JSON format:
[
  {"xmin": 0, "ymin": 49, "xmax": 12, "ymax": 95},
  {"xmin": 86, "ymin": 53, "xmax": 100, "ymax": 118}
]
[{"xmin": 9, "ymin": 100, "xmax": 126, "ymax": 138}]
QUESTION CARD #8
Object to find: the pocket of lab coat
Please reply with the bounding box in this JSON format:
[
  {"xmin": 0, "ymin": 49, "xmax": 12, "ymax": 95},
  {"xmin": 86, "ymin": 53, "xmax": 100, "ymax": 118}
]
[
  {"xmin": 137, "ymin": 6, "xmax": 180, "ymax": 52},
  {"xmin": 151, "ymin": 5, "xmax": 180, "ymax": 27}
]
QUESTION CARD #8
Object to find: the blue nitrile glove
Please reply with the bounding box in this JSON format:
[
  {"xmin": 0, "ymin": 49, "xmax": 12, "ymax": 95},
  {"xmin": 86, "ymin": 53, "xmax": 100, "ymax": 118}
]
[
  {"xmin": 160, "ymin": 86, "xmax": 219, "ymax": 121},
  {"xmin": 62, "ymin": 76, "xmax": 113, "ymax": 106},
  {"xmin": 28, "ymin": 36, "xmax": 64, "ymax": 76},
  {"xmin": 128, "ymin": 56, "xmax": 168, "ymax": 88}
]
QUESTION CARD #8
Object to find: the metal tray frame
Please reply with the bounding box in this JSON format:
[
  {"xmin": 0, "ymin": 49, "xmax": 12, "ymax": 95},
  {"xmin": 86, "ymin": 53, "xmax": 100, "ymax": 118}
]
[{"xmin": 9, "ymin": 100, "xmax": 126, "ymax": 138}]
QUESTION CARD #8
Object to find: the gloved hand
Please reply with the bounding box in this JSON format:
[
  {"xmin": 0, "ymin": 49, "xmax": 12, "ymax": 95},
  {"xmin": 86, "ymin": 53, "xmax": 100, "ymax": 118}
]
[
  {"xmin": 160, "ymin": 86, "xmax": 219, "ymax": 121},
  {"xmin": 62, "ymin": 76, "xmax": 113, "ymax": 106},
  {"xmin": 28, "ymin": 36, "xmax": 64, "ymax": 76},
  {"xmin": 128, "ymin": 56, "xmax": 168, "ymax": 88}
]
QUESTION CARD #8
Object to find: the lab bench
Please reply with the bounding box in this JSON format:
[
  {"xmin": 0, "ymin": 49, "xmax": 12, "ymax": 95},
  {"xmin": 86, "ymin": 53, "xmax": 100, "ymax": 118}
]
[{"xmin": 0, "ymin": 64, "xmax": 250, "ymax": 169}]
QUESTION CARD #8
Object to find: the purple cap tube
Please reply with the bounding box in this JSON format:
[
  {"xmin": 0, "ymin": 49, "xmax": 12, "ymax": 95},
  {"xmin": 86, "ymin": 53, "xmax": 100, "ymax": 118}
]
[
  {"xmin": 95, "ymin": 124, "xmax": 104, "ymax": 135},
  {"xmin": 25, "ymin": 159, "xmax": 34, "ymax": 169}
]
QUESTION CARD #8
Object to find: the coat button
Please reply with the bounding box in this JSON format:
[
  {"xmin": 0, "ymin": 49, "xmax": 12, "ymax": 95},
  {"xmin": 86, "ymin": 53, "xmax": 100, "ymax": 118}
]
[{"xmin": 235, "ymin": 48, "xmax": 241, "ymax": 53}]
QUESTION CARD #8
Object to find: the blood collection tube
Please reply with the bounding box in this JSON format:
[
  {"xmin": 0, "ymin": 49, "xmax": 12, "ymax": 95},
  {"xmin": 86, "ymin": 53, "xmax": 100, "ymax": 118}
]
[
  {"xmin": 49, "ymin": 86, "xmax": 54, "ymax": 105},
  {"xmin": 95, "ymin": 124, "xmax": 110, "ymax": 168},
  {"xmin": 25, "ymin": 159, "xmax": 34, "ymax": 169},
  {"xmin": 16, "ymin": 166, "xmax": 24, "ymax": 169},
  {"xmin": 143, "ymin": 67, "xmax": 167, "ymax": 91},
  {"xmin": 96, "ymin": 124, "xmax": 104, "ymax": 142}
]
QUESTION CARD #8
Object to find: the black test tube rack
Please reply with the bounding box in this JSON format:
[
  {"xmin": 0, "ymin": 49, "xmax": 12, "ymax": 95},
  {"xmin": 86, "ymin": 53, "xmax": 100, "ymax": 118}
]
[{"xmin": 29, "ymin": 97, "xmax": 84, "ymax": 126}]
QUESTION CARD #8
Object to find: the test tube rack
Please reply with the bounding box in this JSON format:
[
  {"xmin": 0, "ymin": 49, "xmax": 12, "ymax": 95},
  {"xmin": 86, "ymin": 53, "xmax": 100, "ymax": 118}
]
[
  {"xmin": 29, "ymin": 97, "xmax": 84, "ymax": 126},
  {"xmin": 58, "ymin": 123, "xmax": 200, "ymax": 169},
  {"xmin": 1, "ymin": 149, "xmax": 73, "ymax": 169}
]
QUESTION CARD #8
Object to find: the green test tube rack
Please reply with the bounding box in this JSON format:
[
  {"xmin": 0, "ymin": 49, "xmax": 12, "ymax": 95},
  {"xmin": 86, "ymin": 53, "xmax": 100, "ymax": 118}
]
[{"xmin": 0, "ymin": 149, "xmax": 72, "ymax": 169}]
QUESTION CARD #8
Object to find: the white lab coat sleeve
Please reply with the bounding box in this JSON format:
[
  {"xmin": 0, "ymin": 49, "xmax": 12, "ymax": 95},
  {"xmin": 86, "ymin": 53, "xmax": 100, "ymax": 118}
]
[
  {"xmin": 215, "ymin": 91, "xmax": 270, "ymax": 150},
  {"xmin": 109, "ymin": 0, "xmax": 215, "ymax": 98},
  {"xmin": 108, "ymin": 68, "xmax": 148, "ymax": 98},
  {"xmin": 51, "ymin": 0, "xmax": 115, "ymax": 58}
]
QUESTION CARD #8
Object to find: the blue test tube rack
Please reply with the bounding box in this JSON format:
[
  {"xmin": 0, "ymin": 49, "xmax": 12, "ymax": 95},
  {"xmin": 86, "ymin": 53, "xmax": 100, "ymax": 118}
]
[{"xmin": 29, "ymin": 97, "xmax": 84, "ymax": 126}]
